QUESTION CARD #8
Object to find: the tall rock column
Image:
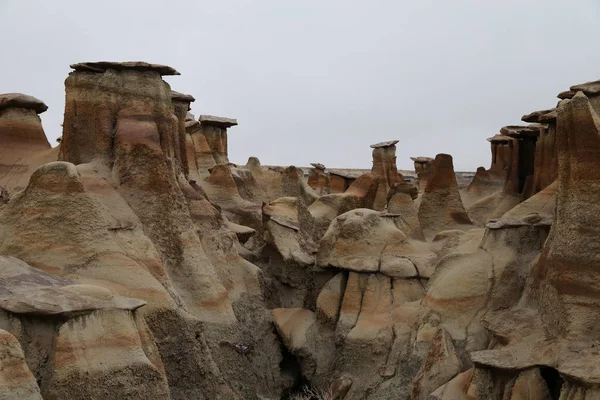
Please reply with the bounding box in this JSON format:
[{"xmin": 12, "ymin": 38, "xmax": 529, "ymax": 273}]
[
  {"xmin": 199, "ymin": 115, "xmax": 237, "ymax": 165},
  {"xmin": 371, "ymin": 140, "xmax": 404, "ymax": 210},
  {"xmin": 307, "ymin": 162, "xmax": 328, "ymax": 195},
  {"xmin": 522, "ymin": 108, "xmax": 558, "ymax": 195},
  {"xmin": 59, "ymin": 61, "xmax": 183, "ymax": 168},
  {"xmin": 411, "ymin": 156, "xmax": 434, "ymax": 192},
  {"xmin": 0, "ymin": 93, "xmax": 52, "ymax": 192},
  {"xmin": 171, "ymin": 90, "xmax": 195, "ymax": 177}
]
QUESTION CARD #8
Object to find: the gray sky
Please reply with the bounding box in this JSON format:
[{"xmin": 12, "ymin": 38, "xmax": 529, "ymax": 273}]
[{"xmin": 2, "ymin": 0, "xmax": 600, "ymax": 171}]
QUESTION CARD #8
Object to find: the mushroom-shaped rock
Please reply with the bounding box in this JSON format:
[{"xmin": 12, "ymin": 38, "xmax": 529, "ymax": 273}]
[
  {"xmin": 0, "ymin": 92, "xmax": 48, "ymax": 114},
  {"xmin": 370, "ymin": 140, "xmax": 404, "ymax": 210},
  {"xmin": 0, "ymin": 93, "xmax": 54, "ymax": 193},
  {"xmin": 70, "ymin": 60, "xmax": 180, "ymax": 75},
  {"xmin": 370, "ymin": 140, "xmax": 399, "ymax": 148},
  {"xmin": 417, "ymin": 154, "xmax": 472, "ymax": 239}
]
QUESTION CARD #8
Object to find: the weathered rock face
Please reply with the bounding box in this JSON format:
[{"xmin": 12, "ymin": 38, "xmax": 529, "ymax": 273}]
[
  {"xmin": 0, "ymin": 93, "xmax": 55, "ymax": 194},
  {"xmin": 307, "ymin": 163, "xmax": 329, "ymax": 195},
  {"xmin": 466, "ymin": 92, "xmax": 600, "ymax": 399},
  {"xmin": 411, "ymin": 156, "xmax": 434, "ymax": 192},
  {"xmin": 418, "ymin": 154, "xmax": 472, "ymax": 239},
  {"xmin": 0, "ymin": 62, "xmax": 286, "ymax": 399},
  {"xmin": 0, "ymin": 327, "xmax": 42, "ymax": 400},
  {"xmin": 462, "ymin": 135, "xmax": 511, "ymax": 210},
  {"xmin": 499, "ymin": 125, "xmax": 540, "ymax": 197},
  {"xmin": 59, "ymin": 63, "xmax": 184, "ymax": 168},
  {"xmin": 171, "ymin": 90, "xmax": 195, "ymax": 177},
  {"xmin": 195, "ymin": 115, "xmax": 237, "ymax": 167},
  {"xmin": 371, "ymin": 140, "xmax": 404, "ymax": 210},
  {"xmin": 531, "ymin": 112, "xmax": 558, "ymax": 195},
  {"xmin": 386, "ymin": 182, "xmax": 424, "ymax": 240},
  {"xmin": 6, "ymin": 60, "xmax": 600, "ymax": 400},
  {"xmin": 309, "ymin": 172, "xmax": 379, "ymax": 238}
]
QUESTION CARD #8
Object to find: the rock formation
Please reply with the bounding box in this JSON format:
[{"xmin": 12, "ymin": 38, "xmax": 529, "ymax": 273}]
[
  {"xmin": 307, "ymin": 162, "xmax": 328, "ymax": 195},
  {"xmin": 2, "ymin": 60, "xmax": 599, "ymax": 400},
  {"xmin": 370, "ymin": 140, "xmax": 404, "ymax": 210},
  {"xmin": 417, "ymin": 154, "xmax": 472, "ymax": 239},
  {"xmin": 0, "ymin": 93, "xmax": 56, "ymax": 194},
  {"xmin": 411, "ymin": 156, "xmax": 434, "ymax": 192}
]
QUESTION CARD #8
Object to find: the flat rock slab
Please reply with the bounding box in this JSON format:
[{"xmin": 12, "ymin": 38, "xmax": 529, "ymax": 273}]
[
  {"xmin": 487, "ymin": 134, "xmax": 512, "ymax": 143},
  {"xmin": 538, "ymin": 110, "xmax": 557, "ymax": 122},
  {"xmin": 370, "ymin": 140, "xmax": 399, "ymax": 148},
  {"xmin": 0, "ymin": 93, "xmax": 48, "ymax": 114},
  {"xmin": 410, "ymin": 156, "xmax": 433, "ymax": 163},
  {"xmin": 570, "ymin": 80, "xmax": 600, "ymax": 95},
  {"xmin": 0, "ymin": 256, "xmax": 146, "ymax": 315},
  {"xmin": 70, "ymin": 61, "xmax": 180, "ymax": 76},
  {"xmin": 500, "ymin": 125, "xmax": 542, "ymax": 138},
  {"xmin": 557, "ymin": 90, "xmax": 576, "ymax": 99},
  {"xmin": 199, "ymin": 115, "xmax": 238, "ymax": 128},
  {"xmin": 171, "ymin": 90, "xmax": 195, "ymax": 103},
  {"xmin": 521, "ymin": 108, "xmax": 555, "ymax": 123},
  {"xmin": 310, "ymin": 162, "xmax": 325, "ymax": 170}
]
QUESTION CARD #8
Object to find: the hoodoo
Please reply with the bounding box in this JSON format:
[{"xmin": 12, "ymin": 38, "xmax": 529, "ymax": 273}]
[
  {"xmin": 0, "ymin": 93, "xmax": 54, "ymax": 193},
  {"xmin": 370, "ymin": 140, "xmax": 404, "ymax": 210},
  {"xmin": 417, "ymin": 153, "xmax": 472, "ymax": 239},
  {"xmin": 2, "ymin": 58, "xmax": 600, "ymax": 400}
]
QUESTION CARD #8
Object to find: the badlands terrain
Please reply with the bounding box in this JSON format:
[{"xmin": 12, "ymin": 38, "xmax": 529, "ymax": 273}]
[{"xmin": 0, "ymin": 61, "xmax": 597, "ymax": 399}]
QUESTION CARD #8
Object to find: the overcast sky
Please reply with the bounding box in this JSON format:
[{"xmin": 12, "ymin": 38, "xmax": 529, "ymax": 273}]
[{"xmin": 1, "ymin": 1, "xmax": 600, "ymax": 170}]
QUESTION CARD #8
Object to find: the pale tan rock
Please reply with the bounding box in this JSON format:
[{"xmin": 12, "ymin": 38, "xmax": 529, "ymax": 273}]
[
  {"xmin": 46, "ymin": 309, "xmax": 170, "ymax": 399},
  {"xmin": 0, "ymin": 93, "xmax": 54, "ymax": 194},
  {"xmin": 309, "ymin": 172, "xmax": 379, "ymax": 238},
  {"xmin": 0, "ymin": 93, "xmax": 47, "ymax": 113},
  {"xmin": 428, "ymin": 368, "xmax": 475, "ymax": 400},
  {"xmin": 316, "ymin": 273, "xmax": 346, "ymax": 326},
  {"xmin": 317, "ymin": 208, "xmax": 407, "ymax": 273},
  {"xmin": 199, "ymin": 114, "xmax": 238, "ymax": 128},
  {"xmin": 509, "ymin": 368, "xmax": 551, "ymax": 400},
  {"xmin": 411, "ymin": 328, "xmax": 462, "ymax": 400},
  {"xmin": 370, "ymin": 139, "xmax": 404, "ymax": 210},
  {"xmin": 0, "ymin": 329, "xmax": 42, "ymax": 400},
  {"xmin": 335, "ymin": 272, "xmax": 366, "ymax": 342},
  {"xmin": 418, "ymin": 154, "xmax": 472, "ymax": 239}
]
